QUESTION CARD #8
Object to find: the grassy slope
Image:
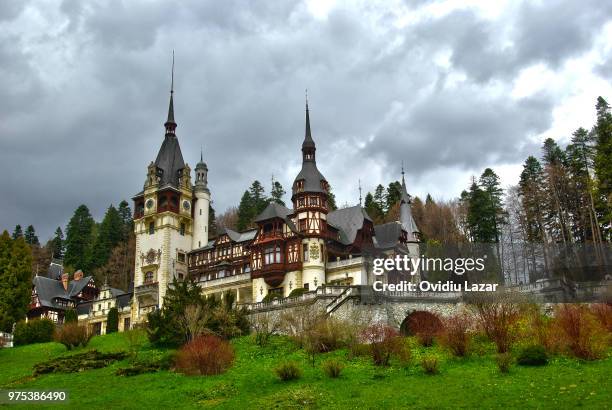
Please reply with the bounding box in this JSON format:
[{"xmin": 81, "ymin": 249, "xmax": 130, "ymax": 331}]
[{"xmin": 0, "ymin": 333, "xmax": 610, "ymax": 409}]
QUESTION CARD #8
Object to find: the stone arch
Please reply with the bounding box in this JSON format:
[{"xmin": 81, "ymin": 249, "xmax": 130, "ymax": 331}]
[{"xmin": 399, "ymin": 310, "xmax": 443, "ymax": 337}]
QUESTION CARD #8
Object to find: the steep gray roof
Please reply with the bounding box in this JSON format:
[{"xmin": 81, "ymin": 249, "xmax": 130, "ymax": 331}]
[
  {"xmin": 293, "ymin": 161, "xmax": 327, "ymax": 194},
  {"xmin": 327, "ymin": 205, "xmax": 372, "ymax": 245},
  {"xmin": 254, "ymin": 202, "xmax": 292, "ymax": 222},
  {"xmin": 154, "ymin": 134, "xmax": 185, "ymax": 188},
  {"xmin": 32, "ymin": 276, "xmax": 94, "ymax": 309},
  {"xmin": 47, "ymin": 262, "xmax": 63, "ymax": 280},
  {"xmin": 399, "ymin": 175, "xmax": 419, "ymax": 242},
  {"xmin": 374, "ymin": 222, "xmax": 404, "ymax": 249},
  {"xmin": 224, "ymin": 228, "xmax": 257, "ymax": 243}
]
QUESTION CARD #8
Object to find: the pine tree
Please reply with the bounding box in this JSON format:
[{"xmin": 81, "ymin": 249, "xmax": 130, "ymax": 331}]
[
  {"xmin": 50, "ymin": 227, "xmax": 64, "ymax": 259},
  {"xmin": 385, "ymin": 181, "xmax": 402, "ymax": 211},
  {"xmin": 250, "ymin": 180, "xmax": 269, "ymax": 215},
  {"xmin": 593, "ymin": 96, "xmax": 612, "ymax": 240},
  {"xmin": 91, "ymin": 205, "xmax": 124, "ymax": 273},
  {"xmin": 64, "ymin": 205, "xmax": 95, "ymax": 273},
  {"xmin": 270, "ymin": 181, "xmax": 286, "ymax": 206},
  {"xmin": 364, "ymin": 192, "xmax": 383, "ymax": 222},
  {"xmin": 327, "ymin": 187, "xmax": 338, "ymax": 211},
  {"xmin": 12, "ymin": 225, "xmax": 22, "ymax": 240},
  {"xmin": 24, "ymin": 225, "xmax": 39, "ymax": 246},
  {"xmin": 373, "ymin": 184, "xmax": 386, "ymax": 213},
  {"xmin": 518, "ymin": 156, "xmax": 547, "ymax": 243},
  {"xmin": 0, "ymin": 235, "xmax": 32, "ymax": 332},
  {"xmin": 208, "ymin": 204, "xmax": 217, "ymax": 238},
  {"xmin": 237, "ymin": 191, "xmax": 255, "ymax": 231},
  {"xmin": 117, "ymin": 200, "xmax": 133, "ymax": 241},
  {"xmin": 478, "ymin": 168, "xmax": 505, "ymax": 243},
  {"xmin": 107, "ymin": 307, "xmax": 119, "ymax": 333}
]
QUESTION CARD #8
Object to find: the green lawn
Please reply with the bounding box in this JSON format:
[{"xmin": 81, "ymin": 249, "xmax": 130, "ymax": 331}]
[{"xmin": 0, "ymin": 333, "xmax": 610, "ymax": 409}]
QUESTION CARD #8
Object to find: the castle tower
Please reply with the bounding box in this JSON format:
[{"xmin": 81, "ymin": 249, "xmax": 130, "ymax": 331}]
[
  {"xmin": 291, "ymin": 98, "xmax": 328, "ymax": 291},
  {"xmin": 399, "ymin": 167, "xmax": 421, "ymax": 280},
  {"xmin": 193, "ymin": 149, "xmax": 210, "ymax": 249},
  {"xmin": 132, "ymin": 61, "xmax": 194, "ymax": 318}
]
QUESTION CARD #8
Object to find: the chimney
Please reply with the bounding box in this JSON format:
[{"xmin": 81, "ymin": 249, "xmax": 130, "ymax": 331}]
[{"xmin": 61, "ymin": 273, "xmax": 69, "ymax": 291}]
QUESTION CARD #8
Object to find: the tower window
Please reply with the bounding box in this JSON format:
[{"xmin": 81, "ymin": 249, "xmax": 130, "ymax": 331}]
[
  {"xmin": 148, "ymin": 222, "xmax": 155, "ymax": 235},
  {"xmin": 303, "ymin": 244, "xmax": 309, "ymax": 262},
  {"xmin": 199, "ymin": 209, "xmax": 202, "ymax": 215},
  {"xmin": 180, "ymin": 223, "xmax": 186, "ymax": 236},
  {"xmin": 145, "ymin": 271, "xmax": 154, "ymax": 283}
]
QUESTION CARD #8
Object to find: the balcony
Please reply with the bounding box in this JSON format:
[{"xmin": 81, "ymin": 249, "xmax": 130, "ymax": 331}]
[
  {"xmin": 198, "ymin": 272, "xmax": 251, "ymax": 289},
  {"xmin": 326, "ymin": 256, "xmax": 363, "ymax": 270}
]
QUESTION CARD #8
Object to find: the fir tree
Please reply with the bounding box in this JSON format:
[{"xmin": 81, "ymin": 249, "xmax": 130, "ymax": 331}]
[
  {"xmin": 12, "ymin": 225, "xmax": 22, "ymax": 240},
  {"xmin": 327, "ymin": 187, "xmax": 338, "ymax": 211},
  {"xmin": 237, "ymin": 191, "xmax": 255, "ymax": 231},
  {"xmin": 593, "ymin": 96, "xmax": 612, "ymax": 240},
  {"xmin": 50, "ymin": 227, "xmax": 64, "ymax": 259},
  {"xmin": 385, "ymin": 181, "xmax": 402, "ymax": 211},
  {"xmin": 107, "ymin": 307, "xmax": 119, "ymax": 333},
  {"xmin": 92, "ymin": 205, "xmax": 124, "ymax": 273},
  {"xmin": 270, "ymin": 181, "xmax": 286, "ymax": 206},
  {"xmin": 249, "ymin": 180, "xmax": 269, "ymax": 215},
  {"xmin": 64, "ymin": 205, "xmax": 95, "ymax": 273},
  {"xmin": 373, "ymin": 184, "xmax": 386, "ymax": 213},
  {"xmin": 0, "ymin": 234, "xmax": 32, "ymax": 332},
  {"xmin": 117, "ymin": 200, "xmax": 133, "ymax": 241},
  {"xmin": 24, "ymin": 225, "xmax": 39, "ymax": 246},
  {"xmin": 209, "ymin": 203, "xmax": 217, "ymax": 238}
]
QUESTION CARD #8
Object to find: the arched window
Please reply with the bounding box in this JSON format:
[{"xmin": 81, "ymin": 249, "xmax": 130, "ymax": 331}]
[
  {"xmin": 148, "ymin": 222, "xmax": 155, "ymax": 235},
  {"xmin": 145, "ymin": 271, "xmax": 154, "ymax": 283}
]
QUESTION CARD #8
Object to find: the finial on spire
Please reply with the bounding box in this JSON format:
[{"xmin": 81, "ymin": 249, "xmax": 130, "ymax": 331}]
[
  {"xmin": 200, "ymin": 145, "xmax": 203, "ymax": 163},
  {"xmin": 401, "ymin": 160, "xmax": 406, "ymax": 187},
  {"xmin": 358, "ymin": 179, "xmax": 363, "ymax": 206},
  {"xmin": 171, "ymin": 49, "xmax": 175, "ymax": 94},
  {"xmin": 165, "ymin": 51, "xmax": 177, "ymax": 135}
]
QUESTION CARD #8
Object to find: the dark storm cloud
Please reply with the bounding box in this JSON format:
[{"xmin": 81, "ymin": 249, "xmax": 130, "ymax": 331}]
[{"xmin": 0, "ymin": 0, "xmax": 610, "ymax": 241}]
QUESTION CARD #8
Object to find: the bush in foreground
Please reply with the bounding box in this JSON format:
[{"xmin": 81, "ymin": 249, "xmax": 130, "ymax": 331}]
[
  {"xmin": 34, "ymin": 350, "xmax": 127, "ymax": 376},
  {"xmin": 106, "ymin": 307, "xmax": 119, "ymax": 333},
  {"xmin": 420, "ymin": 355, "xmax": 439, "ymax": 375},
  {"xmin": 322, "ymin": 359, "xmax": 343, "ymax": 378},
  {"xmin": 274, "ymin": 361, "xmax": 302, "ymax": 381},
  {"xmin": 175, "ymin": 335, "xmax": 234, "ymax": 375},
  {"xmin": 467, "ymin": 292, "xmax": 522, "ymax": 353},
  {"xmin": 440, "ymin": 312, "xmax": 472, "ymax": 357},
  {"xmin": 404, "ymin": 311, "xmax": 443, "ymax": 347},
  {"xmin": 64, "ymin": 309, "xmax": 78, "ymax": 324},
  {"xmin": 54, "ymin": 323, "xmax": 92, "ymax": 350},
  {"xmin": 555, "ymin": 305, "xmax": 607, "ymax": 360},
  {"xmin": 496, "ymin": 353, "xmax": 512, "ymax": 373},
  {"xmin": 361, "ymin": 323, "xmax": 404, "ymax": 367},
  {"xmin": 13, "ymin": 319, "xmax": 55, "ymax": 346},
  {"xmin": 516, "ymin": 345, "xmax": 548, "ymax": 366}
]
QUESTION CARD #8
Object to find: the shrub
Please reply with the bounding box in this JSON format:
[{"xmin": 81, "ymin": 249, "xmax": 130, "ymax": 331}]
[
  {"xmin": 420, "ymin": 355, "xmax": 439, "ymax": 374},
  {"xmin": 252, "ymin": 312, "xmax": 280, "ymax": 347},
  {"xmin": 439, "ymin": 312, "xmax": 472, "ymax": 357},
  {"xmin": 517, "ymin": 345, "xmax": 548, "ymax": 366},
  {"xmin": 525, "ymin": 309, "xmax": 561, "ymax": 354},
  {"xmin": 64, "ymin": 309, "xmax": 78, "ymax": 324},
  {"xmin": 288, "ymin": 288, "xmax": 307, "ymax": 298},
  {"xmin": 590, "ymin": 303, "xmax": 612, "ymax": 333},
  {"xmin": 116, "ymin": 352, "xmax": 175, "ymax": 376},
  {"xmin": 554, "ymin": 304, "xmax": 607, "ymax": 360},
  {"xmin": 360, "ymin": 323, "xmax": 403, "ymax": 366},
  {"xmin": 175, "ymin": 335, "xmax": 234, "ymax": 375},
  {"xmin": 403, "ymin": 311, "xmax": 443, "ymax": 347},
  {"xmin": 34, "ymin": 350, "xmax": 127, "ymax": 375},
  {"xmin": 467, "ymin": 292, "xmax": 522, "ymax": 353},
  {"xmin": 321, "ymin": 359, "xmax": 343, "ymax": 378},
  {"xmin": 54, "ymin": 323, "xmax": 91, "ymax": 350},
  {"xmin": 106, "ymin": 307, "xmax": 119, "ymax": 333},
  {"xmin": 262, "ymin": 293, "xmax": 282, "ymax": 303},
  {"xmin": 274, "ymin": 361, "xmax": 301, "ymax": 381},
  {"xmin": 13, "ymin": 319, "xmax": 55, "ymax": 346},
  {"xmin": 496, "ymin": 353, "xmax": 512, "ymax": 373}
]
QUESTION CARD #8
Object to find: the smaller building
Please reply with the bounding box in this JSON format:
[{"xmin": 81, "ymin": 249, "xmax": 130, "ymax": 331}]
[
  {"xmin": 29, "ymin": 269, "xmax": 98, "ymax": 323},
  {"xmin": 78, "ymin": 281, "xmax": 133, "ymax": 335}
]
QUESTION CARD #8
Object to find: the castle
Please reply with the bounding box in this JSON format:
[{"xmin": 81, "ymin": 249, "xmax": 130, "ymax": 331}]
[{"xmin": 28, "ymin": 78, "xmax": 421, "ymax": 330}]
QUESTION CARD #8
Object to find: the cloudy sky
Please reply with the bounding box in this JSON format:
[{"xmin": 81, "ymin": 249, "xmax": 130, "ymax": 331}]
[{"xmin": 1, "ymin": 0, "xmax": 612, "ymax": 241}]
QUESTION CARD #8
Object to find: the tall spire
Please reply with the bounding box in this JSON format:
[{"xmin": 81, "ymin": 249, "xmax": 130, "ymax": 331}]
[
  {"xmin": 358, "ymin": 179, "xmax": 362, "ymax": 206},
  {"xmin": 164, "ymin": 51, "xmax": 177, "ymax": 135},
  {"xmin": 302, "ymin": 90, "xmax": 316, "ymax": 161}
]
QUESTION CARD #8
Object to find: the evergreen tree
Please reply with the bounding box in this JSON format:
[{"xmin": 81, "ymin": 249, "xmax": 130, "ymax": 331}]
[
  {"xmin": 518, "ymin": 156, "xmax": 547, "ymax": 242},
  {"xmin": 107, "ymin": 307, "xmax": 119, "ymax": 333},
  {"xmin": 24, "ymin": 225, "xmax": 39, "ymax": 246},
  {"xmin": 249, "ymin": 180, "xmax": 268, "ymax": 215},
  {"xmin": 92, "ymin": 205, "xmax": 123, "ymax": 272},
  {"xmin": 12, "ymin": 225, "xmax": 22, "ymax": 240},
  {"xmin": 64, "ymin": 309, "xmax": 78, "ymax": 323},
  {"xmin": 237, "ymin": 191, "xmax": 255, "ymax": 231},
  {"xmin": 327, "ymin": 187, "xmax": 338, "ymax": 211},
  {"xmin": 208, "ymin": 204, "xmax": 217, "ymax": 238},
  {"xmin": 0, "ymin": 234, "xmax": 32, "ymax": 332},
  {"xmin": 593, "ymin": 96, "xmax": 612, "ymax": 240},
  {"xmin": 385, "ymin": 181, "xmax": 402, "ymax": 211},
  {"xmin": 50, "ymin": 227, "xmax": 64, "ymax": 259},
  {"xmin": 64, "ymin": 205, "xmax": 95, "ymax": 273},
  {"xmin": 270, "ymin": 181, "xmax": 286, "ymax": 206},
  {"xmin": 373, "ymin": 184, "xmax": 386, "ymax": 212},
  {"xmin": 364, "ymin": 192, "xmax": 383, "ymax": 222},
  {"xmin": 478, "ymin": 168, "xmax": 505, "ymax": 243},
  {"xmin": 117, "ymin": 200, "xmax": 133, "ymax": 241}
]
